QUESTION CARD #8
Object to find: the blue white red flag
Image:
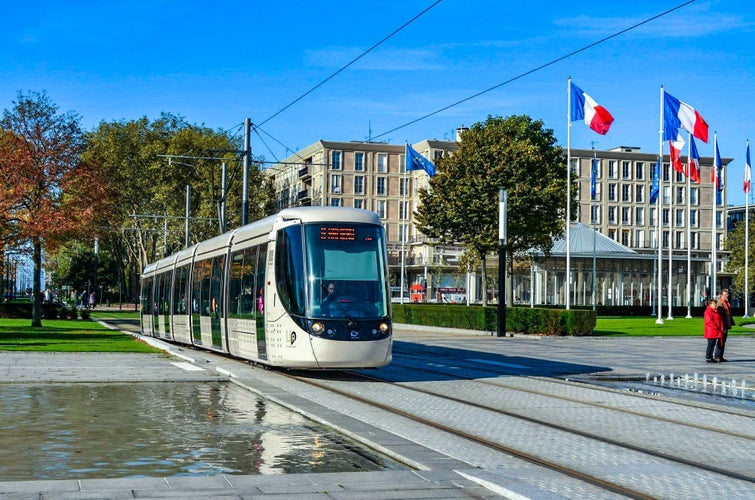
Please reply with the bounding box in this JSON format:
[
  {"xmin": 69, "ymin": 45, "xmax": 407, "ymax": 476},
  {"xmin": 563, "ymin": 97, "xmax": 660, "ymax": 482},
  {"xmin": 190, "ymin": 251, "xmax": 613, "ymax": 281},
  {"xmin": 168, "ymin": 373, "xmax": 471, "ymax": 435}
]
[
  {"xmin": 745, "ymin": 141, "xmax": 751, "ymax": 195},
  {"xmin": 406, "ymin": 144, "xmax": 436, "ymax": 177},
  {"xmin": 687, "ymin": 136, "xmax": 701, "ymax": 183},
  {"xmin": 570, "ymin": 82, "xmax": 614, "ymax": 135},
  {"xmin": 669, "ymin": 131, "xmax": 685, "ymax": 174},
  {"xmin": 663, "ymin": 91, "xmax": 709, "ymax": 143}
]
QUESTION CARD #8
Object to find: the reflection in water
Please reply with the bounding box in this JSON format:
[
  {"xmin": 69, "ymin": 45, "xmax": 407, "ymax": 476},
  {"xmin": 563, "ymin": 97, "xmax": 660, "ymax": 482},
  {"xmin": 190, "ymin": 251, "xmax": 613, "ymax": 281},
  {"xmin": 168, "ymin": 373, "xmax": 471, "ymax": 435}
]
[{"xmin": 0, "ymin": 382, "xmax": 403, "ymax": 480}]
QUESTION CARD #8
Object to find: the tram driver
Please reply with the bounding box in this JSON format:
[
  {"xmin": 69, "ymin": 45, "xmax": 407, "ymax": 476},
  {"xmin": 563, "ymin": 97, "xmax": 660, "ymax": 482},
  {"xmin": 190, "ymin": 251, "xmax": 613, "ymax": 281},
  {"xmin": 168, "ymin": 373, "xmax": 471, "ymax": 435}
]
[{"xmin": 321, "ymin": 281, "xmax": 337, "ymax": 316}]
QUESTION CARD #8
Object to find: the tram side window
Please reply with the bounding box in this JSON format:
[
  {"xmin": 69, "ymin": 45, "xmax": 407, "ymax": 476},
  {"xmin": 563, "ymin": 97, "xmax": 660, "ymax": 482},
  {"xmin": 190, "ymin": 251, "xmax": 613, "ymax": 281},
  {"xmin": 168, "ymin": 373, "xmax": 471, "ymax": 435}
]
[
  {"xmin": 173, "ymin": 265, "xmax": 189, "ymax": 314},
  {"xmin": 255, "ymin": 244, "xmax": 267, "ymax": 317},
  {"xmin": 192, "ymin": 259, "xmax": 211, "ymax": 315},
  {"xmin": 230, "ymin": 247, "xmax": 256, "ymax": 318},
  {"xmin": 275, "ymin": 226, "xmax": 305, "ymax": 316},
  {"xmin": 141, "ymin": 277, "xmax": 153, "ymax": 314},
  {"xmin": 209, "ymin": 256, "xmax": 224, "ymax": 317},
  {"xmin": 157, "ymin": 272, "xmax": 170, "ymax": 314}
]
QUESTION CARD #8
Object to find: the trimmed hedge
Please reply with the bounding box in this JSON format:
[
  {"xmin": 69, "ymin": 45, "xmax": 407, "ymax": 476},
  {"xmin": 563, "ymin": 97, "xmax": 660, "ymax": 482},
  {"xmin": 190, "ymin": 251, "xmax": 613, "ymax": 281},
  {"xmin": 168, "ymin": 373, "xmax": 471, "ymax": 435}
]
[
  {"xmin": 392, "ymin": 303, "xmax": 596, "ymax": 336},
  {"xmin": 0, "ymin": 302, "xmax": 81, "ymax": 320}
]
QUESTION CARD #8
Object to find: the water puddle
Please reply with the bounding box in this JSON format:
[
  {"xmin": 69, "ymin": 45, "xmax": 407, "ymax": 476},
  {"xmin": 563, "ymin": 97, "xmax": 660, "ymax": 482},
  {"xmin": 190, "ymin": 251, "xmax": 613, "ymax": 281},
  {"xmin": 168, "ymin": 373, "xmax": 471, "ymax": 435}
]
[{"xmin": 0, "ymin": 382, "xmax": 405, "ymax": 480}]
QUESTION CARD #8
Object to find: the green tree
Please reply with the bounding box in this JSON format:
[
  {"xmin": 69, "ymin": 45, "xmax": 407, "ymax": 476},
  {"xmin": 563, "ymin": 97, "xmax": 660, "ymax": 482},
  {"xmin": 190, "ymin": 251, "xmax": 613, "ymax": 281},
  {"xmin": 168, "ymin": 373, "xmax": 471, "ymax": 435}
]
[
  {"xmin": 724, "ymin": 217, "xmax": 755, "ymax": 306},
  {"xmin": 0, "ymin": 91, "xmax": 113, "ymax": 326},
  {"xmin": 415, "ymin": 115, "xmax": 566, "ymax": 306},
  {"xmin": 84, "ymin": 115, "xmax": 273, "ymax": 301}
]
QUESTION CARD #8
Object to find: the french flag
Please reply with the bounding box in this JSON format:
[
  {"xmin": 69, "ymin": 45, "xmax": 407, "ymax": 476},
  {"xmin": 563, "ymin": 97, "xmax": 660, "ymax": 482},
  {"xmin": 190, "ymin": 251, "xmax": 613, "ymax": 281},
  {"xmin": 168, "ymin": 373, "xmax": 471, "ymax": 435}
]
[
  {"xmin": 687, "ymin": 136, "xmax": 701, "ymax": 183},
  {"xmin": 669, "ymin": 131, "xmax": 685, "ymax": 174},
  {"xmin": 663, "ymin": 91, "xmax": 709, "ymax": 143},
  {"xmin": 570, "ymin": 82, "xmax": 614, "ymax": 135},
  {"xmin": 745, "ymin": 141, "xmax": 751, "ymax": 195}
]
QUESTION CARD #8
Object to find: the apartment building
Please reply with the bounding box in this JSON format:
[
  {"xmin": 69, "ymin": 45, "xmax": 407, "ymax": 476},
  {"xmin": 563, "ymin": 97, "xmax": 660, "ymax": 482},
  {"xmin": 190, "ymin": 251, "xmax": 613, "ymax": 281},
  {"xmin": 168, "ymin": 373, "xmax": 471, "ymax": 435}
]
[
  {"xmin": 268, "ymin": 138, "xmax": 460, "ymax": 297},
  {"xmin": 268, "ymin": 140, "xmax": 734, "ymax": 307}
]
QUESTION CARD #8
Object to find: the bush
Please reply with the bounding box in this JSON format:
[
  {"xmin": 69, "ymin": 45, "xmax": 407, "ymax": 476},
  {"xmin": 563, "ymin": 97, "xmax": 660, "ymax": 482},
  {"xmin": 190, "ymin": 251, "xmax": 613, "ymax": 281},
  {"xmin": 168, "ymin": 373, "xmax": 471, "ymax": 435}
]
[{"xmin": 392, "ymin": 303, "xmax": 596, "ymax": 336}]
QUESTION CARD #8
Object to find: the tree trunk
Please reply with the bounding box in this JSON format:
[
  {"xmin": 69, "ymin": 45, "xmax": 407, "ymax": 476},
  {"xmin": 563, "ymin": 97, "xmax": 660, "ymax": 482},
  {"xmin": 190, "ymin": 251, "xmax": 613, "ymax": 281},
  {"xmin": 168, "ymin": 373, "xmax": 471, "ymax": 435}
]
[
  {"xmin": 480, "ymin": 252, "xmax": 487, "ymax": 307},
  {"xmin": 31, "ymin": 239, "xmax": 43, "ymax": 327}
]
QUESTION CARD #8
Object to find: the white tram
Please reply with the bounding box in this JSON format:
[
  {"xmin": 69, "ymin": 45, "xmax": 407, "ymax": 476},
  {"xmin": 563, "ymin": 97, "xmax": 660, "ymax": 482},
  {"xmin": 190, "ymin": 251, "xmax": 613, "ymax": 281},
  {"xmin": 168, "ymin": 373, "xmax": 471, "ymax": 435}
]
[{"xmin": 140, "ymin": 207, "xmax": 392, "ymax": 368}]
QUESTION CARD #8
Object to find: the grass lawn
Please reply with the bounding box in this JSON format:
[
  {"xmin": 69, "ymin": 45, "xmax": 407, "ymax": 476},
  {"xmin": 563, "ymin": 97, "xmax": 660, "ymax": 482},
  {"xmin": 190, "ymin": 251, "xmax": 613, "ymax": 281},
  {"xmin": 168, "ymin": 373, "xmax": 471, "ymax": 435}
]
[
  {"xmin": 0, "ymin": 317, "xmax": 162, "ymax": 353},
  {"xmin": 594, "ymin": 315, "xmax": 754, "ymax": 337}
]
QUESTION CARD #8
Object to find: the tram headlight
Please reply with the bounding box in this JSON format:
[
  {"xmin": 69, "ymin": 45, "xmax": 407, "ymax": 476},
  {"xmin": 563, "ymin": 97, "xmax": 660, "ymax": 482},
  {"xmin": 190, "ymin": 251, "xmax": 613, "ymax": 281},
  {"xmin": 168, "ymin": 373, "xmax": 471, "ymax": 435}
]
[
  {"xmin": 378, "ymin": 322, "xmax": 389, "ymax": 334},
  {"xmin": 311, "ymin": 321, "xmax": 324, "ymax": 334}
]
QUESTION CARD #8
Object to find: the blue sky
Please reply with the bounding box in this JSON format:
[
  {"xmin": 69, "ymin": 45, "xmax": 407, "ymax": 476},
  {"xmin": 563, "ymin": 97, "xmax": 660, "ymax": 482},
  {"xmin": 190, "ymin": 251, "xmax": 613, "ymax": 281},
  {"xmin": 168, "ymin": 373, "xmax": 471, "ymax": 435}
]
[{"xmin": 2, "ymin": 0, "xmax": 754, "ymax": 205}]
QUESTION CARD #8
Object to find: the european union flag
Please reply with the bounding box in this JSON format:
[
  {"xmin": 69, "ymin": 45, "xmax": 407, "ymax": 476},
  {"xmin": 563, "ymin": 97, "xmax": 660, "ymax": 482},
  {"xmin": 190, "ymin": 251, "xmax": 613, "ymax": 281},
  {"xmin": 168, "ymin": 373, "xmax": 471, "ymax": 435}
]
[
  {"xmin": 649, "ymin": 161, "xmax": 660, "ymax": 205},
  {"xmin": 406, "ymin": 144, "xmax": 436, "ymax": 177},
  {"xmin": 590, "ymin": 157, "xmax": 598, "ymax": 200}
]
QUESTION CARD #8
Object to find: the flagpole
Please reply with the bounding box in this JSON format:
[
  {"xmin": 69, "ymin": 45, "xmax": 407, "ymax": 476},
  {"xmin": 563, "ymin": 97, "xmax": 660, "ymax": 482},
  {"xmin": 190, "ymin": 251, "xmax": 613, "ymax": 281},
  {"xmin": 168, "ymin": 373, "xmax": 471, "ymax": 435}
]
[
  {"xmin": 667, "ymin": 140, "xmax": 674, "ymax": 320},
  {"xmin": 656, "ymin": 86, "xmax": 664, "ymax": 324},
  {"xmin": 592, "ymin": 149, "xmax": 597, "ymax": 312},
  {"xmin": 712, "ymin": 133, "xmax": 718, "ymax": 301},
  {"xmin": 686, "ymin": 133, "xmax": 692, "ymax": 318},
  {"xmin": 745, "ymin": 139, "xmax": 750, "ymax": 318},
  {"xmin": 400, "ymin": 143, "xmax": 408, "ymax": 304},
  {"xmin": 565, "ymin": 77, "xmax": 572, "ymax": 310}
]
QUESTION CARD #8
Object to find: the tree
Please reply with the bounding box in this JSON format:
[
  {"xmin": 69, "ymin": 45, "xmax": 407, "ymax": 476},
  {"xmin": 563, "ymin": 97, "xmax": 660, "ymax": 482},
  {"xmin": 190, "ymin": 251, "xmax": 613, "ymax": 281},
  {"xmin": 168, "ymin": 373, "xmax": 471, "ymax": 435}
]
[
  {"xmin": 415, "ymin": 115, "xmax": 566, "ymax": 306},
  {"xmin": 724, "ymin": 216, "xmax": 755, "ymax": 307},
  {"xmin": 0, "ymin": 91, "xmax": 113, "ymax": 326}
]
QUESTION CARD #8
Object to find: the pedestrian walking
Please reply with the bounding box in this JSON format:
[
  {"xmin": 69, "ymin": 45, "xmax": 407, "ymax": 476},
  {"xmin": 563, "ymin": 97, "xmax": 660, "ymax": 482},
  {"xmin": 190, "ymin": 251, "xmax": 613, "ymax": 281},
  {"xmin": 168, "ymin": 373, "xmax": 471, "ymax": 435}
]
[
  {"xmin": 716, "ymin": 289, "xmax": 735, "ymax": 362},
  {"xmin": 88, "ymin": 291, "xmax": 96, "ymax": 310},
  {"xmin": 704, "ymin": 299, "xmax": 723, "ymax": 363}
]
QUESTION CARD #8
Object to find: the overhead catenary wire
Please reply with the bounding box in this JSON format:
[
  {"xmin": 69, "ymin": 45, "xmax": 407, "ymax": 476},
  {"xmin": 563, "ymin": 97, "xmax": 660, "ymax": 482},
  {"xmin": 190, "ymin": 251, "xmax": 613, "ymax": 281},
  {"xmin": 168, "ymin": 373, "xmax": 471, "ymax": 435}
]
[
  {"xmin": 368, "ymin": 0, "xmax": 695, "ymax": 142},
  {"xmin": 256, "ymin": 0, "xmax": 442, "ymax": 128}
]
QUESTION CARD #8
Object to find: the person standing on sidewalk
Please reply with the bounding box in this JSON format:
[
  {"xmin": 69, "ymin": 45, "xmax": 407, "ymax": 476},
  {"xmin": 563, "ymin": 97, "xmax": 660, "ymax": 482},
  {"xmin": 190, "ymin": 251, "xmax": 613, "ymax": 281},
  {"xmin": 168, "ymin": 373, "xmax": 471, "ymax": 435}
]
[
  {"xmin": 716, "ymin": 289, "xmax": 734, "ymax": 362},
  {"xmin": 704, "ymin": 299, "xmax": 723, "ymax": 363}
]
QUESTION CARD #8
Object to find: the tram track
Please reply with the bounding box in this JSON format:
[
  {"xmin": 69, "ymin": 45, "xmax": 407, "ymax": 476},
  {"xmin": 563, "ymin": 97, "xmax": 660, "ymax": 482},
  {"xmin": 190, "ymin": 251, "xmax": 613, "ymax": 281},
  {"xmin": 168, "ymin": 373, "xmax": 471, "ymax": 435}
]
[
  {"xmin": 279, "ymin": 362, "xmax": 754, "ymax": 499},
  {"xmin": 386, "ymin": 356, "xmax": 755, "ymax": 439}
]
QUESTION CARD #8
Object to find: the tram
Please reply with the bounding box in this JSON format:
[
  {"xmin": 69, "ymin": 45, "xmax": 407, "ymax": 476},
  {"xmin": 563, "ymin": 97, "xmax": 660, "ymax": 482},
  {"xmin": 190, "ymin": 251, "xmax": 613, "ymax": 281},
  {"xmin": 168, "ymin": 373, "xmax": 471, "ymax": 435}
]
[{"xmin": 140, "ymin": 207, "xmax": 392, "ymax": 368}]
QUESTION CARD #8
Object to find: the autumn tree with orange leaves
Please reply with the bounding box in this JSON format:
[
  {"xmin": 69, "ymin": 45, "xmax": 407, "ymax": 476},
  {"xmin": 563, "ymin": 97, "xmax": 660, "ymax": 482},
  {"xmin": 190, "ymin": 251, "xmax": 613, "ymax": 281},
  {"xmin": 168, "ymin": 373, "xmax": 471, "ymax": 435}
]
[{"xmin": 0, "ymin": 91, "xmax": 113, "ymax": 326}]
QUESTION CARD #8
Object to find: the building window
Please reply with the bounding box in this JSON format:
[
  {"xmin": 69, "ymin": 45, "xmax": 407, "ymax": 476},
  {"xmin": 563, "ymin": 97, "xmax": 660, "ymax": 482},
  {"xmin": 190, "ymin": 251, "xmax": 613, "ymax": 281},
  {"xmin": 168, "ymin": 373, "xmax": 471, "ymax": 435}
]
[
  {"xmin": 635, "ymin": 229, "xmax": 645, "ymax": 247},
  {"xmin": 621, "ymin": 229, "xmax": 630, "ymax": 246},
  {"xmin": 635, "ymin": 207, "xmax": 644, "ymax": 225},
  {"xmin": 622, "ymin": 161, "xmax": 631, "ymax": 179},
  {"xmin": 650, "ymin": 207, "xmax": 656, "ymax": 226},
  {"xmin": 675, "ymin": 170, "xmax": 685, "ymax": 183},
  {"xmin": 354, "ymin": 152, "xmax": 365, "ymax": 171},
  {"xmin": 675, "ymin": 231, "xmax": 684, "ymax": 249},
  {"xmin": 608, "ymin": 228, "xmax": 617, "ymax": 240},
  {"xmin": 608, "ymin": 206, "xmax": 617, "ymax": 224},
  {"xmin": 377, "ymin": 153, "xmax": 387, "ymax": 173},
  {"xmin": 331, "ymin": 151, "xmax": 342, "ymax": 170},
  {"xmin": 331, "ymin": 174, "xmax": 341, "ymax": 193},
  {"xmin": 690, "ymin": 209, "xmax": 698, "ymax": 227},
  {"xmin": 591, "ymin": 205, "xmax": 600, "ymax": 224},
  {"xmin": 676, "ymin": 186, "xmax": 685, "ymax": 204},
  {"xmin": 608, "ymin": 183, "xmax": 617, "ymax": 201},
  {"xmin": 676, "ymin": 209, "xmax": 684, "ymax": 227},
  {"xmin": 662, "ymin": 208, "xmax": 670, "ymax": 226},
  {"xmin": 622, "ymin": 207, "xmax": 631, "ymax": 225},
  {"xmin": 375, "ymin": 200, "xmax": 386, "ymax": 219},
  {"xmin": 622, "ymin": 184, "xmax": 631, "ymax": 202},
  {"xmin": 376, "ymin": 177, "xmax": 386, "ymax": 196},
  {"xmin": 662, "ymin": 230, "xmax": 669, "ymax": 248},
  {"xmin": 690, "ymin": 187, "xmax": 699, "ymax": 205},
  {"xmin": 400, "ymin": 177, "xmax": 409, "ymax": 197},
  {"xmin": 716, "ymin": 210, "xmax": 723, "ymax": 228},
  {"xmin": 635, "ymin": 185, "xmax": 644, "ymax": 203},
  {"xmin": 354, "ymin": 199, "xmax": 363, "ymax": 209},
  {"xmin": 635, "ymin": 162, "xmax": 644, "ymax": 180},
  {"xmin": 608, "ymin": 160, "xmax": 618, "ymax": 179},
  {"xmin": 354, "ymin": 175, "xmax": 364, "ymax": 195},
  {"xmin": 399, "ymin": 201, "xmax": 409, "ymax": 220},
  {"xmin": 330, "ymin": 198, "xmax": 341, "ymax": 207},
  {"xmin": 662, "ymin": 186, "xmax": 670, "ymax": 204},
  {"xmin": 690, "ymin": 231, "xmax": 697, "ymax": 249},
  {"xmin": 662, "ymin": 163, "xmax": 670, "ymax": 182}
]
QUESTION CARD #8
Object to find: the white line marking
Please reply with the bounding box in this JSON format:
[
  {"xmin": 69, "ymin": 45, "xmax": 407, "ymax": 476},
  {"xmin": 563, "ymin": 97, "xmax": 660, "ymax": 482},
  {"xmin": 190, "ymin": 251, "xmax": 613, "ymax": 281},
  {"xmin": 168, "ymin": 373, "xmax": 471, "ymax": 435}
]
[
  {"xmin": 466, "ymin": 358, "xmax": 530, "ymax": 369},
  {"xmin": 170, "ymin": 362, "xmax": 205, "ymax": 372}
]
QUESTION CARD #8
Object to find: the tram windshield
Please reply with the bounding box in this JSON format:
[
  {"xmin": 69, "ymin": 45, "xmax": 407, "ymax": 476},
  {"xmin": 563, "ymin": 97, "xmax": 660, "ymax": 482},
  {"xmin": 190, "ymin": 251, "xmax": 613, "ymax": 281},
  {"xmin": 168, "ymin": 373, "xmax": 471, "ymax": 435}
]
[{"xmin": 303, "ymin": 223, "xmax": 389, "ymax": 319}]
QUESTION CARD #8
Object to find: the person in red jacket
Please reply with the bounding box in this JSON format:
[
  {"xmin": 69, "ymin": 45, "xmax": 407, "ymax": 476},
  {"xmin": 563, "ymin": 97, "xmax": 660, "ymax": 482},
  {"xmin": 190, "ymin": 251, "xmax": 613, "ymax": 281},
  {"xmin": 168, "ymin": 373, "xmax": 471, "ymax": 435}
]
[{"xmin": 704, "ymin": 299, "xmax": 723, "ymax": 363}]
